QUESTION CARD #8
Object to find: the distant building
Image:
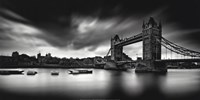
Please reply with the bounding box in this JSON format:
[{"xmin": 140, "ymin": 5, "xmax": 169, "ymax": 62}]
[
  {"xmin": 12, "ymin": 51, "xmax": 19, "ymax": 58},
  {"xmin": 137, "ymin": 57, "xmax": 142, "ymax": 61},
  {"xmin": 46, "ymin": 53, "xmax": 51, "ymax": 58},
  {"xmin": 37, "ymin": 53, "xmax": 41, "ymax": 59}
]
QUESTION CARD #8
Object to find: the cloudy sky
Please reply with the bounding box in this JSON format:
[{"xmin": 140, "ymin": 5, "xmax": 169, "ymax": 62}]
[{"xmin": 0, "ymin": 0, "xmax": 199, "ymax": 59}]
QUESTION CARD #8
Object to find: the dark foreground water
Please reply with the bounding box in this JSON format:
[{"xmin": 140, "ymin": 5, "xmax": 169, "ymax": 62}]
[{"xmin": 0, "ymin": 68, "xmax": 200, "ymax": 100}]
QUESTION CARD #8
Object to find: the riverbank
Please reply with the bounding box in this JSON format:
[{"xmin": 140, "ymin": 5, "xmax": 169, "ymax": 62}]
[{"xmin": 0, "ymin": 65, "xmax": 104, "ymax": 69}]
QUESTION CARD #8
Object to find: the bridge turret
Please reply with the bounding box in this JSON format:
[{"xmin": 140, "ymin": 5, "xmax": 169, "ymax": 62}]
[
  {"xmin": 148, "ymin": 17, "xmax": 157, "ymax": 27},
  {"xmin": 113, "ymin": 35, "xmax": 121, "ymax": 42},
  {"xmin": 143, "ymin": 17, "xmax": 161, "ymax": 30}
]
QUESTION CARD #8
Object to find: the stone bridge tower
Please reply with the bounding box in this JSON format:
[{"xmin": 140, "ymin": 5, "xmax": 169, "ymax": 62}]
[
  {"xmin": 136, "ymin": 17, "xmax": 166, "ymax": 72},
  {"xmin": 111, "ymin": 35, "xmax": 123, "ymax": 61},
  {"xmin": 142, "ymin": 17, "xmax": 162, "ymax": 61}
]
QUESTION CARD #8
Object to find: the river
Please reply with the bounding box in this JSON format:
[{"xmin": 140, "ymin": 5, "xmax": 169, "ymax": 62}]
[{"xmin": 0, "ymin": 68, "xmax": 200, "ymax": 100}]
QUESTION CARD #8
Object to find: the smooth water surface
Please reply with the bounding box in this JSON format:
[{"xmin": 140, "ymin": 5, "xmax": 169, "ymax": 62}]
[{"xmin": 0, "ymin": 68, "xmax": 200, "ymax": 100}]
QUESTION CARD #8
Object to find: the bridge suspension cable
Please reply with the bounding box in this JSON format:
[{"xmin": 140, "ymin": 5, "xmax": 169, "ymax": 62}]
[
  {"xmin": 106, "ymin": 48, "xmax": 111, "ymax": 57},
  {"xmin": 156, "ymin": 36, "xmax": 200, "ymax": 58}
]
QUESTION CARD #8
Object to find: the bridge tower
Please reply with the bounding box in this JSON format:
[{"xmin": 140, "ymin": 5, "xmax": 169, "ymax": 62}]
[
  {"xmin": 142, "ymin": 17, "xmax": 162, "ymax": 60},
  {"xmin": 136, "ymin": 17, "xmax": 166, "ymax": 72},
  {"xmin": 111, "ymin": 35, "xmax": 123, "ymax": 61}
]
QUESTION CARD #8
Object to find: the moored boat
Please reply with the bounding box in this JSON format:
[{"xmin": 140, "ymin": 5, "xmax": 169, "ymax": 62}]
[
  {"xmin": 51, "ymin": 71, "xmax": 59, "ymax": 75},
  {"xmin": 68, "ymin": 70, "xmax": 92, "ymax": 74},
  {"xmin": 27, "ymin": 70, "xmax": 37, "ymax": 75},
  {"xmin": 0, "ymin": 69, "xmax": 24, "ymax": 75}
]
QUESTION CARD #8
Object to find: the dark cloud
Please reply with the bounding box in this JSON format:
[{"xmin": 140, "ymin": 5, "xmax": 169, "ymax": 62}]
[
  {"xmin": 179, "ymin": 31, "xmax": 200, "ymax": 50},
  {"xmin": 0, "ymin": 8, "xmax": 30, "ymax": 24},
  {"xmin": 0, "ymin": 0, "xmax": 200, "ymax": 57},
  {"xmin": 0, "ymin": 0, "xmax": 170, "ymax": 25},
  {"xmin": 36, "ymin": 25, "xmax": 75, "ymax": 47},
  {"xmin": 31, "ymin": 15, "xmax": 144, "ymax": 50},
  {"xmin": 163, "ymin": 0, "xmax": 200, "ymax": 29}
]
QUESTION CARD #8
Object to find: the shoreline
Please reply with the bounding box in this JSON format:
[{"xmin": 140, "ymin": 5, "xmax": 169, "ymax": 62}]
[{"xmin": 0, "ymin": 65, "xmax": 104, "ymax": 69}]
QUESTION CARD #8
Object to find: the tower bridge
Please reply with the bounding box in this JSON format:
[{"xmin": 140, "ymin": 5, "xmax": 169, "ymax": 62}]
[{"xmin": 106, "ymin": 17, "xmax": 200, "ymax": 73}]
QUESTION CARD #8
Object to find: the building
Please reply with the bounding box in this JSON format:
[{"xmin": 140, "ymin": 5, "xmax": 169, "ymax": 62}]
[{"xmin": 12, "ymin": 51, "xmax": 19, "ymax": 58}]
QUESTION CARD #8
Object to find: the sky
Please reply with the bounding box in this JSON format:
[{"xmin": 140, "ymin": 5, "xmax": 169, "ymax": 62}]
[{"xmin": 0, "ymin": 0, "xmax": 200, "ymax": 59}]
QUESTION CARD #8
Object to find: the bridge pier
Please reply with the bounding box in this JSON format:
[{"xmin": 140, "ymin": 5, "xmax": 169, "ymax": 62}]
[{"xmin": 135, "ymin": 60, "xmax": 167, "ymax": 73}]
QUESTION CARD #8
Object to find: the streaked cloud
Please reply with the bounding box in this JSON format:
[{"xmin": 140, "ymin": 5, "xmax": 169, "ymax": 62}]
[{"xmin": 0, "ymin": 0, "xmax": 199, "ymax": 59}]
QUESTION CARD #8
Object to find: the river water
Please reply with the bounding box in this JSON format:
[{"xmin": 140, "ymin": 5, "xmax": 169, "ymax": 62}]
[{"xmin": 0, "ymin": 68, "xmax": 200, "ymax": 100}]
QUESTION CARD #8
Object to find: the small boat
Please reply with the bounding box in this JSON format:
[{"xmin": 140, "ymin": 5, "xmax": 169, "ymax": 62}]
[
  {"xmin": 0, "ymin": 70, "xmax": 24, "ymax": 75},
  {"xmin": 27, "ymin": 70, "xmax": 37, "ymax": 75},
  {"xmin": 51, "ymin": 71, "xmax": 59, "ymax": 75},
  {"xmin": 68, "ymin": 70, "xmax": 92, "ymax": 74}
]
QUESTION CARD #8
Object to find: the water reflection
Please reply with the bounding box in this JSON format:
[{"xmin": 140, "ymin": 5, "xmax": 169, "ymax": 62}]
[
  {"xmin": 0, "ymin": 69, "xmax": 200, "ymax": 100},
  {"xmin": 163, "ymin": 69, "xmax": 200, "ymax": 98},
  {"xmin": 135, "ymin": 73, "xmax": 167, "ymax": 99}
]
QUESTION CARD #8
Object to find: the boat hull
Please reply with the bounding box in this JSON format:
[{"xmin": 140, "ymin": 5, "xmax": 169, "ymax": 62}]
[
  {"xmin": 68, "ymin": 70, "xmax": 92, "ymax": 74},
  {"xmin": 0, "ymin": 70, "xmax": 24, "ymax": 75}
]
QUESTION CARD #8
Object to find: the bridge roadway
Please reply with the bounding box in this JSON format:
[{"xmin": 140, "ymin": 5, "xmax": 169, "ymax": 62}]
[
  {"xmin": 156, "ymin": 59, "xmax": 200, "ymax": 62},
  {"xmin": 116, "ymin": 59, "xmax": 200, "ymax": 64},
  {"xmin": 115, "ymin": 33, "xmax": 143, "ymax": 47}
]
